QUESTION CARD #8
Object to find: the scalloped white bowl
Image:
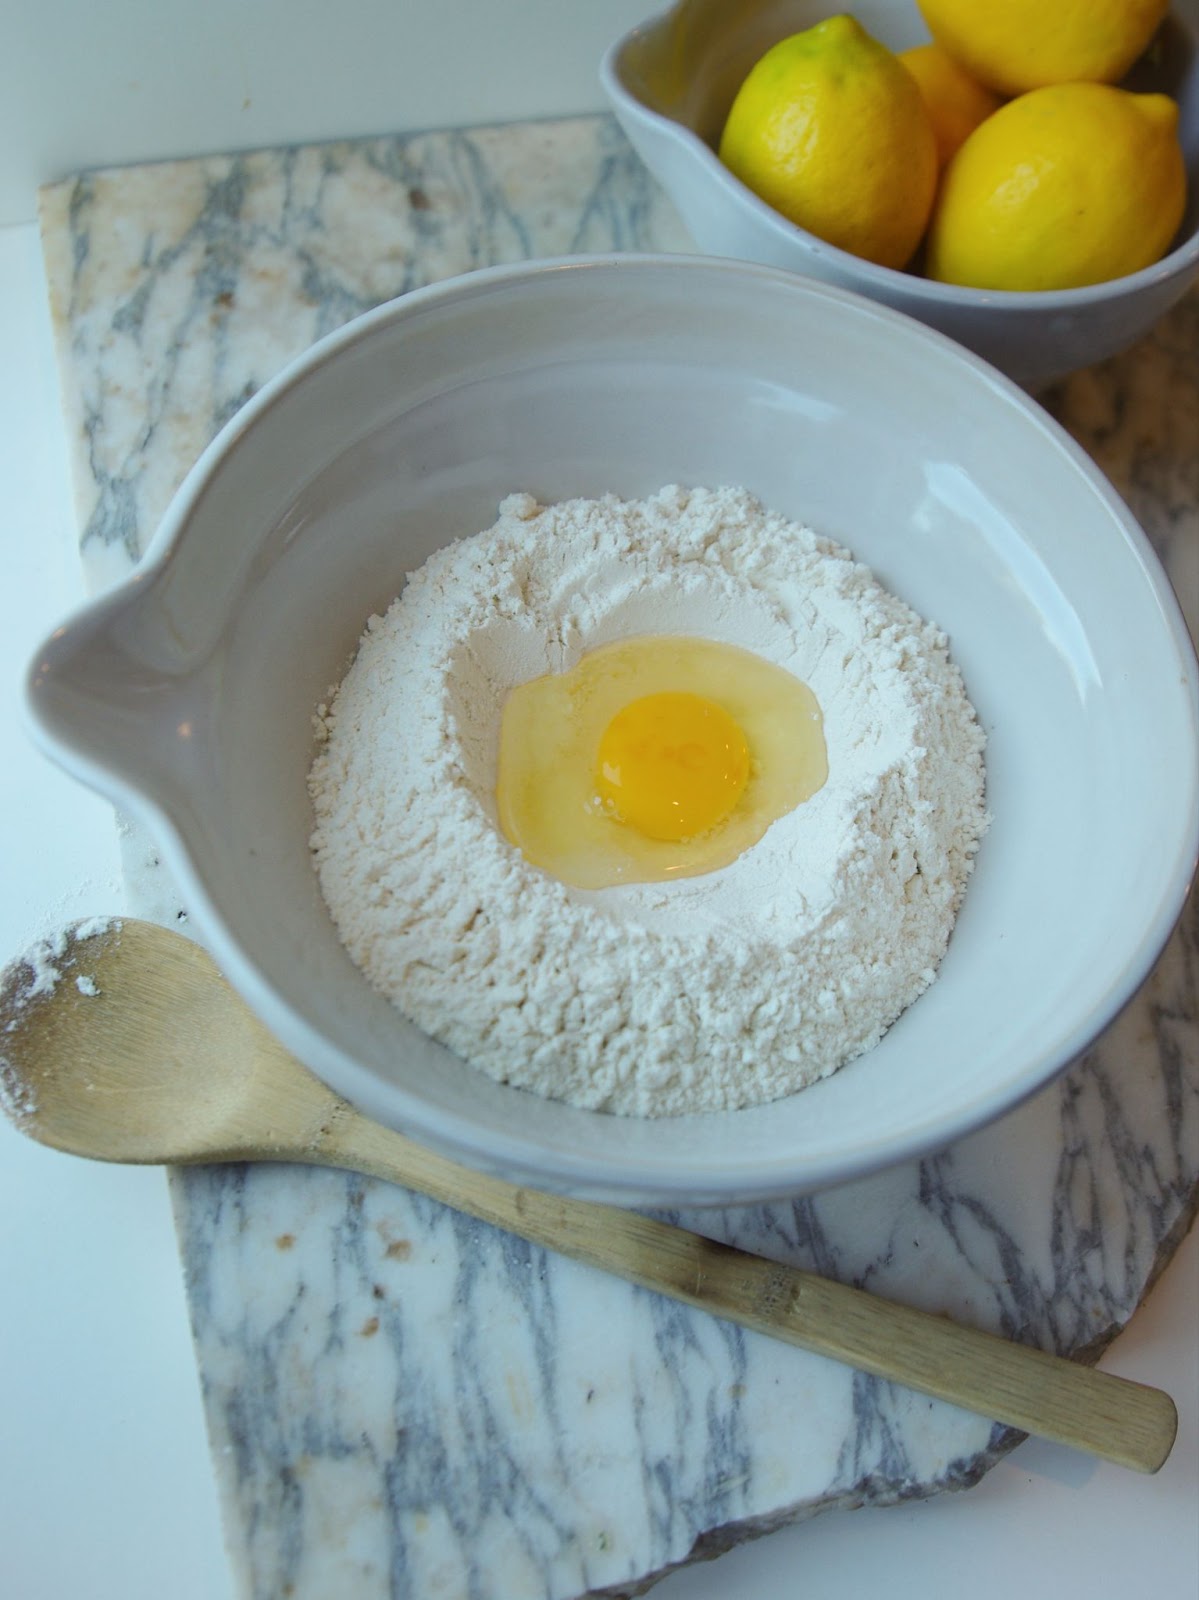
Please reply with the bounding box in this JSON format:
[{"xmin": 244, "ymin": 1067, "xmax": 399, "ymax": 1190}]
[
  {"xmin": 25, "ymin": 255, "xmax": 1199, "ymax": 1205},
  {"xmin": 601, "ymin": 0, "xmax": 1199, "ymax": 388}
]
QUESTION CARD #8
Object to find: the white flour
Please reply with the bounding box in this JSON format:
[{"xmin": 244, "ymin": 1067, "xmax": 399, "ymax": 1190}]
[
  {"xmin": 308, "ymin": 487, "xmax": 988, "ymax": 1116},
  {"xmin": 0, "ymin": 919, "xmax": 119, "ymax": 1126}
]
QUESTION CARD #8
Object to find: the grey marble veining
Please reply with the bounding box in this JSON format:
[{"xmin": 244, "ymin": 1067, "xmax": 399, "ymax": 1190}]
[
  {"xmin": 41, "ymin": 117, "xmax": 690, "ymax": 589},
  {"xmin": 38, "ymin": 112, "xmax": 1199, "ymax": 1599}
]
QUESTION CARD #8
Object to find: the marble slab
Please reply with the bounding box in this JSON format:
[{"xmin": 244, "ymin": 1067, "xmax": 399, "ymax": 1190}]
[{"xmin": 39, "ymin": 113, "xmax": 1199, "ymax": 1599}]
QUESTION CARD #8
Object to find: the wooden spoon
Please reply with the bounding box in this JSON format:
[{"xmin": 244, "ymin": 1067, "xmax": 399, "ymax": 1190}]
[{"xmin": 0, "ymin": 918, "xmax": 1177, "ymax": 1474}]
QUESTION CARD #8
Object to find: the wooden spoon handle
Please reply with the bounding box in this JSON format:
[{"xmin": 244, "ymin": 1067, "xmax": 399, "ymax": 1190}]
[{"xmin": 314, "ymin": 1101, "xmax": 1177, "ymax": 1474}]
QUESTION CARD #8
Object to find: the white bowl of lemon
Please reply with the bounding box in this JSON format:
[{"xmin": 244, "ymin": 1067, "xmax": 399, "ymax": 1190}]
[
  {"xmin": 26, "ymin": 256, "xmax": 1199, "ymax": 1204},
  {"xmin": 601, "ymin": 0, "xmax": 1199, "ymax": 387}
]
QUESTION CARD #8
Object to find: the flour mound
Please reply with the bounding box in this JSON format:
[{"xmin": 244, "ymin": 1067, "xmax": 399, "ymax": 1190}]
[{"xmin": 308, "ymin": 487, "xmax": 988, "ymax": 1116}]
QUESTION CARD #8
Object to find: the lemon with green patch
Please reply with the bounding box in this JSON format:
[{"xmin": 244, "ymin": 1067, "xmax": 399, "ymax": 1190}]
[{"xmin": 719, "ymin": 15, "xmax": 938, "ymax": 270}]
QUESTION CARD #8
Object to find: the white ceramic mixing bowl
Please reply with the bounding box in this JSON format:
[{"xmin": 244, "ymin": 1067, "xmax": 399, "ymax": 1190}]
[
  {"xmin": 600, "ymin": 0, "xmax": 1199, "ymax": 388},
  {"xmin": 25, "ymin": 255, "xmax": 1199, "ymax": 1205}
]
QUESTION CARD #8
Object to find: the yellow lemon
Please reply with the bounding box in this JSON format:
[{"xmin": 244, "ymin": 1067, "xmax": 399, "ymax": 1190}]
[
  {"xmin": 899, "ymin": 43, "xmax": 1005, "ymax": 167},
  {"xmin": 926, "ymin": 83, "xmax": 1186, "ymax": 291},
  {"xmin": 718, "ymin": 14, "xmax": 938, "ymax": 270},
  {"xmin": 916, "ymin": 0, "xmax": 1169, "ymax": 96}
]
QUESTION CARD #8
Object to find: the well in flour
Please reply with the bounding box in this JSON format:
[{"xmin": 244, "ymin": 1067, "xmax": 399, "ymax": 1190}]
[{"xmin": 308, "ymin": 486, "xmax": 988, "ymax": 1117}]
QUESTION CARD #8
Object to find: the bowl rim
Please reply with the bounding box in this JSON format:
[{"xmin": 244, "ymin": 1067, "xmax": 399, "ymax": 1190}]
[
  {"xmin": 599, "ymin": 4, "xmax": 1199, "ymax": 311},
  {"xmin": 24, "ymin": 252, "xmax": 1199, "ymax": 1205}
]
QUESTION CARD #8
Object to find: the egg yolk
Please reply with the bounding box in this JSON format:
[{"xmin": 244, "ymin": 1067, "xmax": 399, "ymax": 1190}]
[
  {"xmin": 596, "ymin": 691, "xmax": 750, "ymax": 842},
  {"xmin": 494, "ymin": 634, "xmax": 828, "ymax": 890}
]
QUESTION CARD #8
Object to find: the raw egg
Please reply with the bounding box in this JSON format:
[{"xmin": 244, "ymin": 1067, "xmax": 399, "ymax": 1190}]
[{"xmin": 495, "ymin": 635, "xmax": 827, "ymax": 888}]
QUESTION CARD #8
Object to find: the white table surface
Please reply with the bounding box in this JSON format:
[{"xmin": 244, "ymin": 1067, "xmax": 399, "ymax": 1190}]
[{"xmin": 1, "ymin": 211, "xmax": 1197, "ymax": 1598}]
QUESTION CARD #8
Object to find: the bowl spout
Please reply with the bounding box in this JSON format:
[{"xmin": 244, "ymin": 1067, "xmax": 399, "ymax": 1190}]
[{"xmin": 24, "ymin": 582, "xmax": 213, "ymax": 820}]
